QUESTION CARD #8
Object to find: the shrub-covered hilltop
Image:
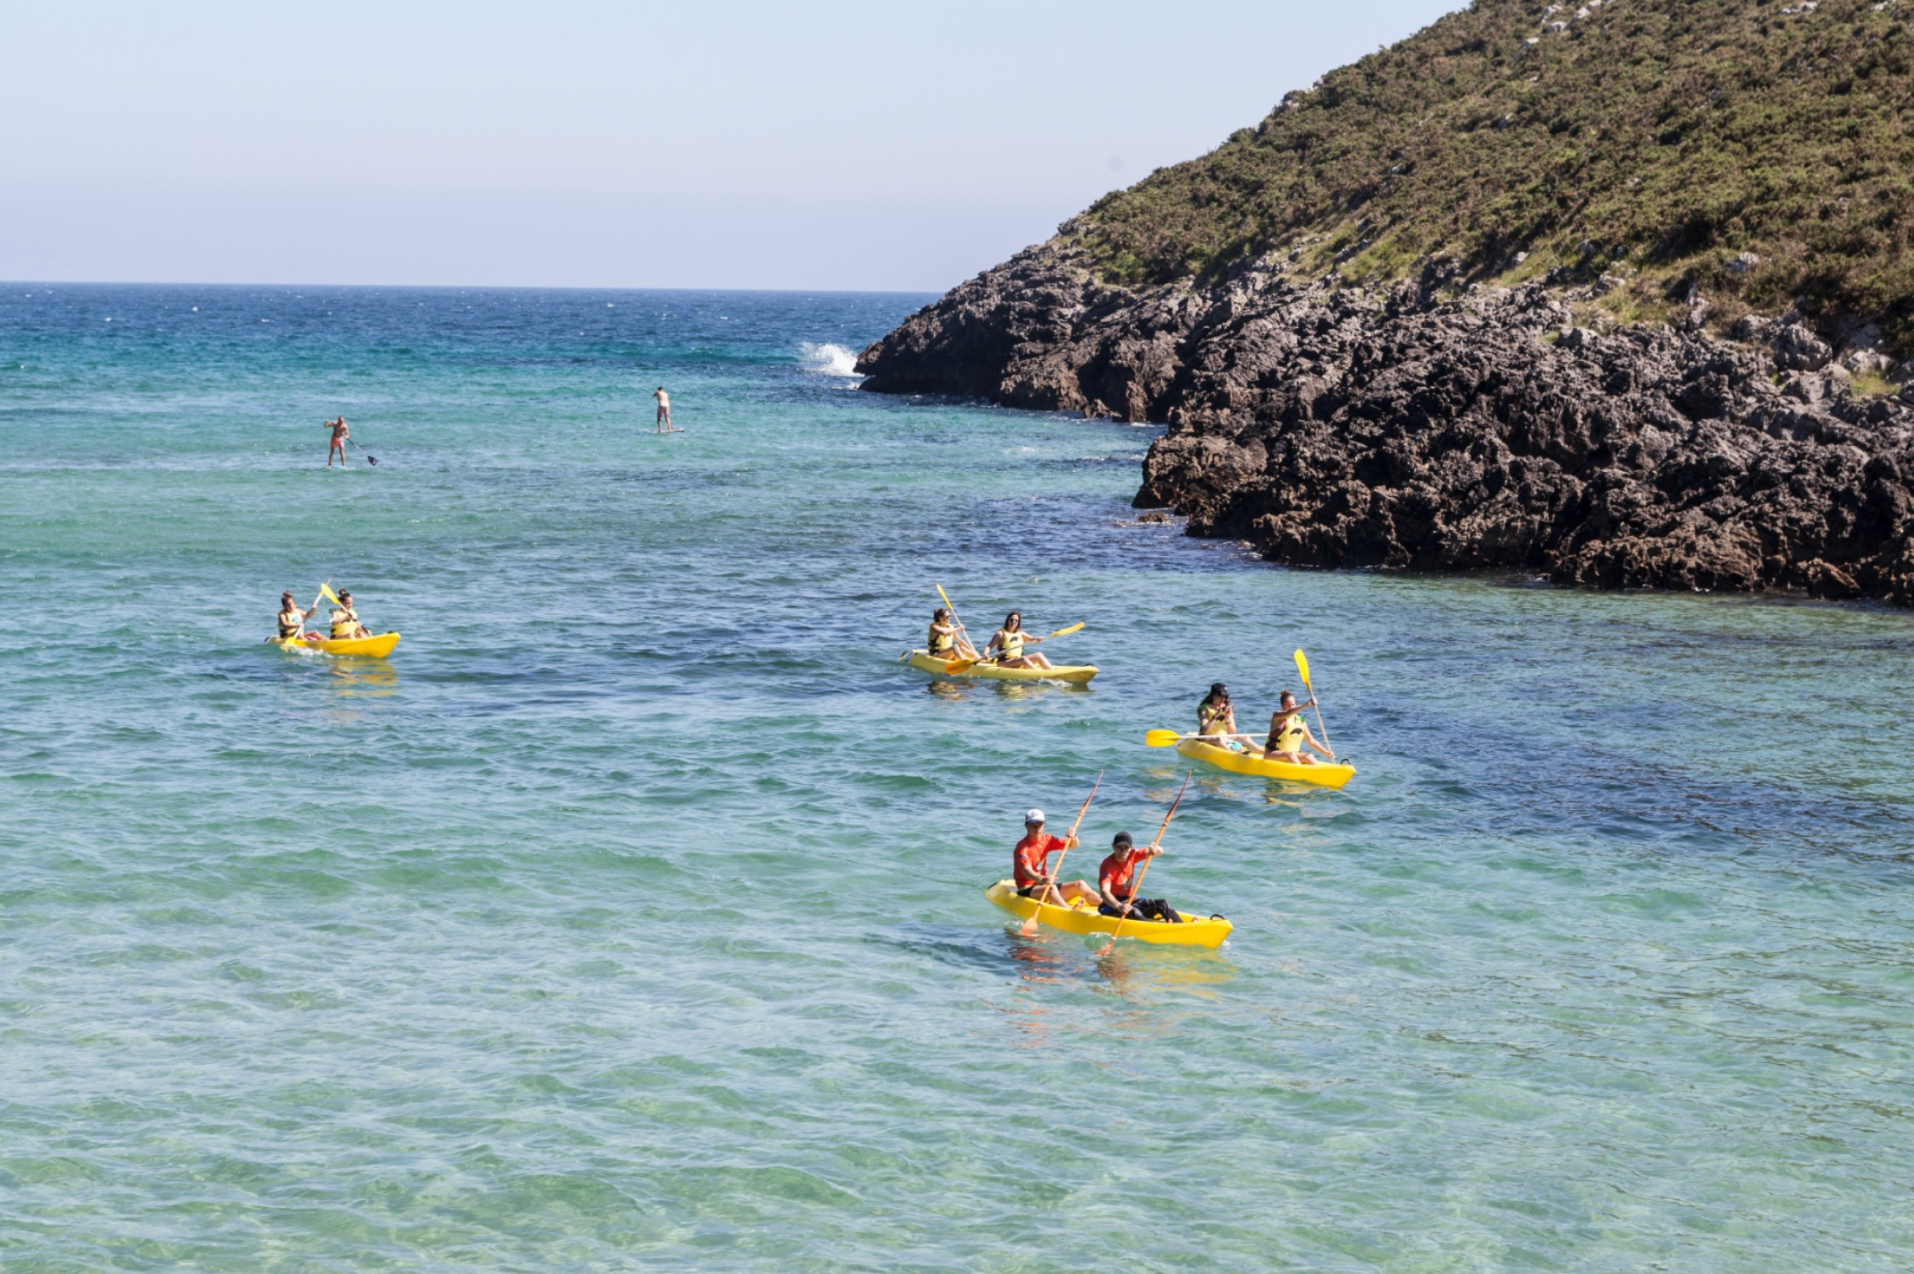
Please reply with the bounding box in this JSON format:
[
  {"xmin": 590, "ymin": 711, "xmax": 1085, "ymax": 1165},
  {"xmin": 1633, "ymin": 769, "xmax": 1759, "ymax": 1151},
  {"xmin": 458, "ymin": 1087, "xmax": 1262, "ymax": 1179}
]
[
  {"xmin": 858, "ymin": 0, "xmax": 1914, "ymax": 605},
  {"xmin": 1081, "ymin": 0, "xmax": 1914, "ymax": 349}
]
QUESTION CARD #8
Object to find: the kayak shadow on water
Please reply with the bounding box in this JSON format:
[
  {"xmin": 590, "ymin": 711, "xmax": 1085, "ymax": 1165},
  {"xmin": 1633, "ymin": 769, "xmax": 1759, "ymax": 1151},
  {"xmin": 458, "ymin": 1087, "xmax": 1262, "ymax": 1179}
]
[
  {"xmin": 881, "ymin": 925, "xmax": 1236, "ymax": 999},
  {"xmin": 1003, "ymin": 926, "xmax": 1238, "ymax": 999},
  {"xmin": 919, "ymin": 678, "xmax": 1093, "ymax": 701},
  {"xmin": 327, "ymin": 661, "xmax": 399, "ymax": 697}
]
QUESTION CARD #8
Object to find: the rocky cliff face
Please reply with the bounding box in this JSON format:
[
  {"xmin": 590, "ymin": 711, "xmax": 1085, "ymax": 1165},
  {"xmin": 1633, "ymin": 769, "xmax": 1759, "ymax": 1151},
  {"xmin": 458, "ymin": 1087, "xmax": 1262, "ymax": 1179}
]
[{"xmin": 857, "ymin": 247, "xmax": 1914, "ymax": 604}]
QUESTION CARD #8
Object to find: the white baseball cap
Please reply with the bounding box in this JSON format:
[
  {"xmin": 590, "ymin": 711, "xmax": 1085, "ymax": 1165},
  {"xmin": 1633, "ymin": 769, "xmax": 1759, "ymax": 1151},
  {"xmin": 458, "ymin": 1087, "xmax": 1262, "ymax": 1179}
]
[{"xmin": 1024, "ymin": 808, "xmax": 1045, "ymax": 824}]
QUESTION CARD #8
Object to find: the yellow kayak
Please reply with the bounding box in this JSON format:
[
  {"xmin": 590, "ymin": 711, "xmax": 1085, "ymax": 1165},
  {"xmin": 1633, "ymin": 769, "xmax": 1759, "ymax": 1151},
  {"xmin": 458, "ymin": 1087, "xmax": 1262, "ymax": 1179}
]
[
  {"xmin": 904, "ymin": 649, "xmax": 1098, "ymax": 684},
  {"xmin": 276, "ymin": 632, "xmax": 402, "ymax": 658},
  {"xmin": 984, "ymin": 880, "xmax": 1231, "ymax": 948},
  {"xmin": 1175, "ymin": 737, "xmax": 1354, "ymax": 789}
]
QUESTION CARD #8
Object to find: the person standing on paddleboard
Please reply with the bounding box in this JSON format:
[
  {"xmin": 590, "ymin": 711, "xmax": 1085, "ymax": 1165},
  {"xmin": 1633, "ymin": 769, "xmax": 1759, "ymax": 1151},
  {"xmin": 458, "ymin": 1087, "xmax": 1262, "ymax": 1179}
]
[
  {"xmin": 1097, "ymin": 832, "xmax": 1181, "ymax": 924},
  {"xmin": 1012, "ymin": 809, "xmax": 1098, "ymax": 909},
  {"xmin": 653, "ymin": 386, "xmax": 673, "ymax": 432},
  {"xmin": 324, "ymin": 416, "xmax": 350, "ymax": 467},
  {"xmin": 1261, "ymin": 690, "xmax": 1334, "ymax": 766}
]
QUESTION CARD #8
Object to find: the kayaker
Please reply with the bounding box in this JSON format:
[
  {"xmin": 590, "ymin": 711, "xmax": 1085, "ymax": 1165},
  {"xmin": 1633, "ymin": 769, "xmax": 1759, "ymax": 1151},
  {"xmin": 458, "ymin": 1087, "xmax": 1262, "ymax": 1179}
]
[
  {"xmin": 1013, "ymin": 809, "xmax": 1098, "ymax": 909},
  {"xmin": 1097, "ymin": 832, "xmax": 1181, "ymax": 924},
  {"xmin": 276, "ymin": 591, "xmax": 317, "ymax": 642},
  {"xmin": 986, "ymin": 611, "xmax": 1055, "ymax": 670},
  {"xmin": 927, "ymin": 607, "xmax": 977, "ymax": 661},
  {"xmin": 1262, "ymin": 690, "xmax": 1334, "ymax": 766},
  {"xmin": 329, "ymin": 590, "xmax": 372, "ymax": 640},
  {"xmin": 324, "ymin": 416, "xmax": 350, "ymax": 467},
  {"xmin": 1196, "ymin": 683, "xmax": 1257, "ymax": 750}
]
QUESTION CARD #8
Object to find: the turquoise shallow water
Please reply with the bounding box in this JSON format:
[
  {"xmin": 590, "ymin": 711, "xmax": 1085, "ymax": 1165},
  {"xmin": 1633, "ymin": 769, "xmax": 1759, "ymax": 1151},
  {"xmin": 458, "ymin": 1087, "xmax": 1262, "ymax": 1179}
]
[{"xmin": 4, "ymin": 283, "xmax": 1913, "ymax": 1272}]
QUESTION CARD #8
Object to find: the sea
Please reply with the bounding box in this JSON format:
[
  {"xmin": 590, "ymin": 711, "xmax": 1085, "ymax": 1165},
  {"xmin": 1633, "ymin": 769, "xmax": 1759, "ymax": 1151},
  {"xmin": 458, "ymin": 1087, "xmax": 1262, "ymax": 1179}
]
[{"xmin": 3, "ymin": 283, "xmax": 1912, "ymax": 1273}]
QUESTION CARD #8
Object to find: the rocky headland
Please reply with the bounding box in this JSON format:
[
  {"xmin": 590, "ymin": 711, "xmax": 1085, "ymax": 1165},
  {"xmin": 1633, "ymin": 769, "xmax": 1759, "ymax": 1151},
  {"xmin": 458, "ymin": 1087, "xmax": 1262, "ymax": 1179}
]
[{"xmin": 857, "ymin": 0, "xmax": 1914, "ymax": 604}]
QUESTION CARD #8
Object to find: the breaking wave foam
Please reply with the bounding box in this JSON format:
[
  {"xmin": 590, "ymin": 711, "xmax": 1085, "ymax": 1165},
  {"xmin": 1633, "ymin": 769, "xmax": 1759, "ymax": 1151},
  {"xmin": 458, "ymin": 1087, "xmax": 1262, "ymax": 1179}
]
[{"xmin": 798, "ymin": 342, "xmax": 860, "ymax": 377}]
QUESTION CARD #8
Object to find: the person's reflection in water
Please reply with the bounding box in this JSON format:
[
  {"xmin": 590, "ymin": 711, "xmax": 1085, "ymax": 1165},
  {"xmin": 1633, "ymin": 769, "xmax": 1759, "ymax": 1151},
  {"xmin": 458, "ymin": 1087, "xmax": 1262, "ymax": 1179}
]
[
  {"xmin": 1005, "ymin": 930, "xmax": 1068, "ymax": 983},
  {"xmin": 1092, "ymin": 945, "xmax": 1141, "ymax": 1000},
  {"xmin": 1002, "ymin": 931, "xmax": 1075, "ymax": 1049}
]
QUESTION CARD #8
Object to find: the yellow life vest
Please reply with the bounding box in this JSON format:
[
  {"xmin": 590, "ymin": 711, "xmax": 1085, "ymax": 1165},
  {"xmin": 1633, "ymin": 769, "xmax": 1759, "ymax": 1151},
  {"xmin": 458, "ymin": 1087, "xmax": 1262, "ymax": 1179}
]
[
  {"xmin": 997, "ymin": 630, "xmax": 1024, "ymax": 662},
  {"xmin": 1271, "ymin": 711, "xmax": 1307, "ymax": 753},
  {"xmin": 1198, "ymin": 700, "xmax": 1231, "ymax": 733},
  {"xmin": 929, "ymin": 624, "xmax": 956, "ymax": 655},
  {"xmin": 277, "ymin": 609, "xmax": 304, "ymax": 639},
  {"xmin": 330, "ymin": 606, "xmax": 360, "ymax": 638}
]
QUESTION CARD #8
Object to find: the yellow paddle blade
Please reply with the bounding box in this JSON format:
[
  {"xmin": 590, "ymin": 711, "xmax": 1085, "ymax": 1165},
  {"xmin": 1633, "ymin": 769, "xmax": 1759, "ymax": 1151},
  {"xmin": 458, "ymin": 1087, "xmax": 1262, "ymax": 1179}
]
[
  {"xmin": 1144, "ymin": 729, "xmax": 1183, "ymax": 748},
  {"xmin": 936, "ymin": 583, "xmax": 956, "ymax": 611},
  {"xmin": 1045, "ymin": 622, "xmax": 1085, "ymax": 639},
  {"xmin": 319, "ymin": 582, "xmax": 343, "ymax": 606},
  {"xmin": 943, "ymin": 658, "xmax": 980, "ymax": 673},
  {"xmin": 1294, "ymin": 647, "xmax": 1312, "ymax": 687}
]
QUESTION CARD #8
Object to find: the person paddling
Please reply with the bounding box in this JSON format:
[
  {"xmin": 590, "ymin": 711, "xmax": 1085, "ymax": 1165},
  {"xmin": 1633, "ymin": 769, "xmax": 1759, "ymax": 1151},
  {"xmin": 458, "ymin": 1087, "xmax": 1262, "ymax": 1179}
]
[
  {"xmin": 1262, "ymin": 689, "xmax": 1334, "ymax": 765},
  {"xmin": 985, "ymin": 611, "xmax": 1055, "ymax": 670},
  {"xmin": 1196, "ymin": 683, "xmax": 1258, "ymax": 750},
  {"xmin": 1097, "ymin": 832, "xmax": 1181, "ymax": 924},
  {"xmin": 927, "ymin": 607, "xmax": 977, "ymax": 661},
  {"xmin": 324, "ymin": 416, "xmax": 350, "ymax": 467},
  {"xmin": 276, "ymin": 591, "xmax": 318, "ymax": 643},
  {"xmin": 653, "ymin": 386, "xmax": 675, "ymax": 432},
  {"xmin": 1013, "ymin": 808, "xmax": 1098, "ymax": 909},
  {"xmin": 328, "ymin": 590, "xmax": 372, "ymax": 640}
]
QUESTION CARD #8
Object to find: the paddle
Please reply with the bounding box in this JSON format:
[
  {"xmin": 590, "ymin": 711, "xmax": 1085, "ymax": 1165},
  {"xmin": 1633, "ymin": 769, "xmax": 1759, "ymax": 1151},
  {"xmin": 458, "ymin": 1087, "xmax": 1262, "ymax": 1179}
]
[
  {"xmin": 945, "ymin": 622, "xmax": 1083, "ymax": 674},
  {"xmin": 1144, "ymin": 728, "xmax": 1212, "ymax": 748},
  {"xmin": 1020, "ymin": 769, "xmax": 1102, "ymax": 937},
  {"xmin": 1144, "ymin": 725, "xmax": 1255, "ymax": 748},
  {"xmin": 1294, "ymin": 648, "xmax": 1332, "ymax": 755},
  {"xmin": 1097, "ymin": 771, "xmax": 1190, "ymax": 957},
  {"xmin": 348, "ymin": 438, "xmax": 379, "ymax": 466},
  {"xmin": 934, "ymin": 583, "xmax": 981, "ymax": 665}
]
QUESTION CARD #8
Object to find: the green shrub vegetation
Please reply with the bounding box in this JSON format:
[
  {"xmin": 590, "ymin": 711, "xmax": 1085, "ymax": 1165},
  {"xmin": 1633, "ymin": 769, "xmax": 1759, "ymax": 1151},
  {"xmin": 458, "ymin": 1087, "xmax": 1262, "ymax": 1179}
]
[{"xmin": 1066, "ymin": 0, "xmax": 1914, "ymax": 353}]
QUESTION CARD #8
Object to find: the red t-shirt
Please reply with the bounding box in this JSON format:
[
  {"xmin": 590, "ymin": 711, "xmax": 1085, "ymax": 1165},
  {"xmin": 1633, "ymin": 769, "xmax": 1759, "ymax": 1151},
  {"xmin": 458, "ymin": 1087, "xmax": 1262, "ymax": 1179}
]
[
  {"xmin": 1013, "ymin": 832, "xmax": 1070, "ymax": 887},
  {"xmin": 1099, "ymin": 848, "xmax": 1147, "ymax": 900}
]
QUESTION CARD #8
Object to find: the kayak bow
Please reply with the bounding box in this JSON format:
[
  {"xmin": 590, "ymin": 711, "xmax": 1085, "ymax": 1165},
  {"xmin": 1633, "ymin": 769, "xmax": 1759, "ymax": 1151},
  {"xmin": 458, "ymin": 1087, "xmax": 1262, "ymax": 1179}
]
[
  {"xmin": 904, "ymin": 649, "xmax": 1098, "ymax": 684},
  {"xmin": 984, "ymin": 880, "xmax": 1231, "ymax": 948},
  {"xmin": 276, "ymin": 631, "xmax": 402, "ymax": 658},
  {"xmin": 1174, "ymin": 737, "xmax": 1354, "ymax": 789}
]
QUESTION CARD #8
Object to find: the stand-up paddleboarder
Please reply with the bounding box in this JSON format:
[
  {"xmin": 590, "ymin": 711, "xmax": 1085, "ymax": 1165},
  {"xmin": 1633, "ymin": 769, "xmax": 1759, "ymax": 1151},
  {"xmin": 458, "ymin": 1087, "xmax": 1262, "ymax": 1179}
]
[
  {"xmin": 324, "ymin": 416, "xmax": 350, "ymax": 466},
  {"xmin": 653, "ymin": 386, "xmax": 680, "ymax": 433}
]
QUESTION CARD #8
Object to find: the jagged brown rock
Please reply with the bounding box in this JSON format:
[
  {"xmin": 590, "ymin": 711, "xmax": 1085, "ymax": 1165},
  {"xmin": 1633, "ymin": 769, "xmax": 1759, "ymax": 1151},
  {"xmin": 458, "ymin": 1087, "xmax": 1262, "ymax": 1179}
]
[{"xmin": 858, "ymin": 247, "xmax": 1914, "ymax": 605}]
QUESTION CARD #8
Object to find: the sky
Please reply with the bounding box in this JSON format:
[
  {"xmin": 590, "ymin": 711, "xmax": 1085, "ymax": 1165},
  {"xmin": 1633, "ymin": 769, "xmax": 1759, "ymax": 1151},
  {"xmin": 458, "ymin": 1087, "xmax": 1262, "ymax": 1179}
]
[{"xmin": 2, "ymin": 0, "xmax": 1462, "ymax": 291}]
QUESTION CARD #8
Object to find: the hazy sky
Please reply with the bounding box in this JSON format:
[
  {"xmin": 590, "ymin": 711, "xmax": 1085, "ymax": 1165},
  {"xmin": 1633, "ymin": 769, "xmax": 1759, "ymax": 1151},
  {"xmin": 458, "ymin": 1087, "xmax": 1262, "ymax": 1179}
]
[{"xmin": 3, "ymin": 1, "xmax": 1459, "ymax": 290}]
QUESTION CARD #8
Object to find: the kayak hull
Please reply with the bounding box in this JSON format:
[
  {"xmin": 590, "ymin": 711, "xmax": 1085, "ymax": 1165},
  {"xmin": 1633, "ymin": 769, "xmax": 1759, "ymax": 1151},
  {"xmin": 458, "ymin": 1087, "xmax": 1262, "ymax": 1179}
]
[
  {"xmin": 904, "ymin": 649, "xmax": 1098, "ymax": 684},
  {"xmin": 278, "ymin": 632, "xmax": 402, "ymax": 658},
  {"xmin": 1175, "ymin": 737, "xmax": 1355, "ymax": 789},
  {"xmin": 984, "ymin": 880, "xmax": 1231, "ymax": 948}
]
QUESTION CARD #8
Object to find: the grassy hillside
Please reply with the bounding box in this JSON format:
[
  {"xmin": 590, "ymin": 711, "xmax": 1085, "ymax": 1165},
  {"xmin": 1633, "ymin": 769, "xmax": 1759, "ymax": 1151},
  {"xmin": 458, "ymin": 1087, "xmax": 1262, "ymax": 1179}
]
[{"xmin": 1068, "ymin": 0, "xmax": 1914, "ymax": 351}]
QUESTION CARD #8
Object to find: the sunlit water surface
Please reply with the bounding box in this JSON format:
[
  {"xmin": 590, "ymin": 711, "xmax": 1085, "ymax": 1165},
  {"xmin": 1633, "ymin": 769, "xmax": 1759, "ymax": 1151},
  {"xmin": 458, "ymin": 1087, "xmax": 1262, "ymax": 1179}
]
[{"xmin": 3, "ymin": 284, "xmax": 1911, "ymax": 1272}]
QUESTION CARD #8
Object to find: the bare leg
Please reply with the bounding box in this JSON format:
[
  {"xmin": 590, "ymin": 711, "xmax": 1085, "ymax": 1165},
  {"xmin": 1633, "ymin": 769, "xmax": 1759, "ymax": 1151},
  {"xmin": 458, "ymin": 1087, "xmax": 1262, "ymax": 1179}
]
[{"xmin": 1059, "ymin": 880, "xmax": 1099, "ymax": 907}]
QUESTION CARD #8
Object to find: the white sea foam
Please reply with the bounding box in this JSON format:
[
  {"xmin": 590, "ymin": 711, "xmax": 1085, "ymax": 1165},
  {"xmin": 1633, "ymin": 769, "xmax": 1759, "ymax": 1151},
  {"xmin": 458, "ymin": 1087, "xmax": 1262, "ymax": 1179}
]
[{"xmin": 798, "ymin": 341, "xmax": 860, "ymax": 377}]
